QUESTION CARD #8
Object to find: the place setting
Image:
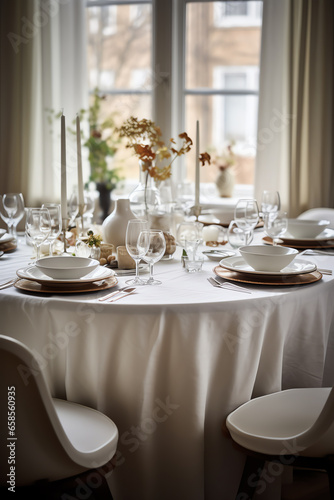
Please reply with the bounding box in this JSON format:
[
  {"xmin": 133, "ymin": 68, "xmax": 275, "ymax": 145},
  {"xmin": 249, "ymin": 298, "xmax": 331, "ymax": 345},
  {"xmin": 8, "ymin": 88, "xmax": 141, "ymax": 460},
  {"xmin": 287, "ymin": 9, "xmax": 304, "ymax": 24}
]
[
  {"xmin": 262, "ymin": 217, "xmax": 334, "ymax": 249},
  {"xmin": 15, "ymin": 255, "xmax": 118, "ymax": 294},
  {"xmin": 210, "ymin": 196, "xmax": 330, "ymax": 287}
]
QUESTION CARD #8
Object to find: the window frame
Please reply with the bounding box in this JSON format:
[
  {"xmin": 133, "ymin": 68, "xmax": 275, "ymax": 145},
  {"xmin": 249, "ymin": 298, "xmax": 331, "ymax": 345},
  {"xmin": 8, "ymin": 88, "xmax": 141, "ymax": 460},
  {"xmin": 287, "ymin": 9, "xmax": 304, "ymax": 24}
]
[{"xmin": 85, "ymin": 0, "xmax": 262, "ymax": 185}]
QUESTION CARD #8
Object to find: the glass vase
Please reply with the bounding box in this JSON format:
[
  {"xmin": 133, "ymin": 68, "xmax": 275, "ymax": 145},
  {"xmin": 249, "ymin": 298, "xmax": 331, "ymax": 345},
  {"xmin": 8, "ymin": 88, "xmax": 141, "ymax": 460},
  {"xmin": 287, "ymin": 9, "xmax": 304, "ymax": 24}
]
[{"xmin": 129, "ymin": 161, "xmax": 160, "ymax": 219}]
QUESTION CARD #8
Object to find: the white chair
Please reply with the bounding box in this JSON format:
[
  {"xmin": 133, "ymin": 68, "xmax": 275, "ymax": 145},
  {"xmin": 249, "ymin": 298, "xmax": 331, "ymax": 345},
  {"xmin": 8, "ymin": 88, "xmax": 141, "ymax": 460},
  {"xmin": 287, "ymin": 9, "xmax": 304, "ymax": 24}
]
[
  {"xmin": 298, "ymin": 208, "xmax": 334, "ymax": 228},
  {"xmin": 0, "ymin": 335, "xmax": 119, "ymax": 498},
  {"xmin": 226, "ymin": 387, "xmax": 334, "ymax": 499}
]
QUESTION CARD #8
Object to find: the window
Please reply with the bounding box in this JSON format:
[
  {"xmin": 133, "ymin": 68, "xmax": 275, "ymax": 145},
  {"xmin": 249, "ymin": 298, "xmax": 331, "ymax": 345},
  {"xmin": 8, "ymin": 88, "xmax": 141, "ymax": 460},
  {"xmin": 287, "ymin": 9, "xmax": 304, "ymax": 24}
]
[
  {"xmin": 214, "ymin": 1, "xmax": 262, "ymax": 27},
  {"xmin": 86, "ymin": 0, "xmax": 263, "ymax": 190}
]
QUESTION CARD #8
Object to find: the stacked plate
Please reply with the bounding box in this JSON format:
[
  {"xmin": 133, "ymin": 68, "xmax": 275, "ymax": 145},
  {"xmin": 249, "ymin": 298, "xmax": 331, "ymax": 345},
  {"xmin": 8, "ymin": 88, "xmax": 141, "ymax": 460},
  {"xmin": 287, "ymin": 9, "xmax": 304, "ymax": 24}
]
[
  {"xmin": 0, "ymin": 232, "xmax": 17, "ymax": 253},
  {"xmin": 263, "ymin": 221, "xmax": 334, "ymax": 250},
  {"xmin": 214, "ymin": 248, "xmax": 322, "ymax": 287},
  {"xmin": 15, "ymin": 256, "xmax": 118, "ymax": 294}
]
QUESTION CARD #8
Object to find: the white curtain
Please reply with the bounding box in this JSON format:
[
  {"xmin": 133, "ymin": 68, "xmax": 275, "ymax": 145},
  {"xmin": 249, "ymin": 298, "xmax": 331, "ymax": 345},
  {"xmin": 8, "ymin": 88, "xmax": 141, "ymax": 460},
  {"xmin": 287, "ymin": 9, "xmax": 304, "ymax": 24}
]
[
  {"xmin": 254, "ymin": 0, "xmax": 334, "ymax": 216},
  {"xmin": 0, "ymin": 0, "xmax": 88, "ymax": 206}
]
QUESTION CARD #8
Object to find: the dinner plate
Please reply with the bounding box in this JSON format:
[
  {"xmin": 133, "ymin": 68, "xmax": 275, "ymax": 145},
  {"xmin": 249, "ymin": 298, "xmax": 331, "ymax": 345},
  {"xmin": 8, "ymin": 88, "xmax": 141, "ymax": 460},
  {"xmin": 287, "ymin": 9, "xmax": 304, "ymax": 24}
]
[
  {"xmin": 16, "ymin": 265, "xmax": 115, "ymax": 286},
  {"xmin": 213, "ymin": 266, "xmax": 322, "ymax": 286},
  {"xmin": 262, "ymin": 235, "xmax": 334, "ymax": 249},
  {"xmin": 219, "ymin": 256, "xmax": 317, "ymax": 276},
  {"xmin": 281, "ymin": 228, "xmax": 334, "ymax": 242},
  {"xmin": 203, "ymin": 250, "xmax": 236, "ymax": 261},
  {"xmin": 14, "ymin": 276, "xmax": 118, "ymax": 294}
]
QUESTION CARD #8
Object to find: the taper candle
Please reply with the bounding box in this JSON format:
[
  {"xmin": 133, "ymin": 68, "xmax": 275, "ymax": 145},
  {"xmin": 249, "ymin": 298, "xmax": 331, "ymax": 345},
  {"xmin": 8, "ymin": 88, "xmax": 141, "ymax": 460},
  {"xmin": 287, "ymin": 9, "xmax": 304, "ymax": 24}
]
[
  {"xmin": 195, "ymin": 120, "xmax": 200, "ymax": 210},
  {"xmin": 76, "ymin": 114, "xmax": 84, "ymax": 208},
  {"xmin": 61, "ymin": 112, "xmax": 67, "ymax": 219}
]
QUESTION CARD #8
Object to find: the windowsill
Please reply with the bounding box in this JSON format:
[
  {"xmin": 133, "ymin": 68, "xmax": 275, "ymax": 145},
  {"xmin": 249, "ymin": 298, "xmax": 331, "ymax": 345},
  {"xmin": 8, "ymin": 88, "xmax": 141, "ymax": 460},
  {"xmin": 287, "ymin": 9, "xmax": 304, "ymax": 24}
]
[{"xmin": 112, "ymin": 181, "xmax": 253, "ymax": 210}]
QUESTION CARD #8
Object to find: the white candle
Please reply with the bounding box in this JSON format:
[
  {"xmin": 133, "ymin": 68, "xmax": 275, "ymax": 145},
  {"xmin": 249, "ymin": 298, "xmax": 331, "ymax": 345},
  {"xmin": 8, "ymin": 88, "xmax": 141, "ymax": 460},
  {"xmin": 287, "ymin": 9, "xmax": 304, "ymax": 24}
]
[
  {"xmin": 61, "ymin": 112, "xmax": 67, "ymax": 219},
  {"xmin": 76, "ymin": 114, "xmax": 84, "ymax": 208},
  {"xmin": 202, "ymin": 225, "xmax": 220, "ymax": 242},
  {"xmin": 195, "ymin": 120, "xmax": 200, "ymax": 211}
]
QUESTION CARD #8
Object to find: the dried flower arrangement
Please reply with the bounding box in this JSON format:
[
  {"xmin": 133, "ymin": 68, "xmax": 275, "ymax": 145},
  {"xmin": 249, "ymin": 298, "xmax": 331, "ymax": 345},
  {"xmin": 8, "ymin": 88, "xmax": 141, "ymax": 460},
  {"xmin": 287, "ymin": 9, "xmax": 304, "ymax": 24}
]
[{"xmin": 116, "ymin": 116, "xmax": 211, "ymax": 183}]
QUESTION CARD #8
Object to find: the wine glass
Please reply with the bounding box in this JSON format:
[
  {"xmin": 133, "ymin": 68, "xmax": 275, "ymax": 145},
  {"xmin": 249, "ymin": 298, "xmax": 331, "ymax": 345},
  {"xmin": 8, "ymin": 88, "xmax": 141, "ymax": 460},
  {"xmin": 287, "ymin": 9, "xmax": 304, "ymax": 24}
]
[
  {"xmin": 234, "ymin": 199, "xmax": 259, "ymax": 243},
  {"xmin": 25, "ymin": 208, "xmax": 51, "ymax": 260},
  {"xmin": 264, "ymin": 211, "xmax": 288, "ymax": 245},
  {"xmin": 261, "ymin": 191, "xmax": 280, "ymax": 220},
  {"xmin": 42, "ymin": 204, "xmax": 62, "ymax": 256},
  {"xmin": 140, "ymin": 230, "xmax": 166, "ymax": 285},
  {"xmin": 227, "ymin": 220, "xmax": 253, "ymax": 249},
  {"xmin": 125, "ymin": 219, "xmax": 149, "ymax": 285},
  {"xmin": 0, "ymin": 193, "xmax": 25, "ymax": 238}
]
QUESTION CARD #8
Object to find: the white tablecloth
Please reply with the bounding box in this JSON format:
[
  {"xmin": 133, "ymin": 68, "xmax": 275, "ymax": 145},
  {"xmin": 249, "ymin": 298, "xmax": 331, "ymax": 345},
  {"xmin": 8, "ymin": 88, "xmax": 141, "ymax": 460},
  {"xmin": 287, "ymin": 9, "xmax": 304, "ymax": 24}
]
[{"xmin": 1, "ymin": 234, "xmax": 334, "ymax": 500}]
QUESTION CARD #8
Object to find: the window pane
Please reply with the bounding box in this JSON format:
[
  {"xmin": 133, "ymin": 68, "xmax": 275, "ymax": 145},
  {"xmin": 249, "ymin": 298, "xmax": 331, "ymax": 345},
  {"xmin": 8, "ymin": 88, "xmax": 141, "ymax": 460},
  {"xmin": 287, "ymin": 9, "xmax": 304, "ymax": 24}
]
[
  {"xmin": 87, "ymin": 3, "xmax": 152, "ymax": 91},
  {"xmin": 86, "ymin": 3, "xmax": 153, "ymax": 183},
  {"xmin": 185, "ymin": 94, "xmax": 257, "ymax": 186},
  {"xmin": 185, "ymin": 1, "xmax": 262, "ymax": 186}
]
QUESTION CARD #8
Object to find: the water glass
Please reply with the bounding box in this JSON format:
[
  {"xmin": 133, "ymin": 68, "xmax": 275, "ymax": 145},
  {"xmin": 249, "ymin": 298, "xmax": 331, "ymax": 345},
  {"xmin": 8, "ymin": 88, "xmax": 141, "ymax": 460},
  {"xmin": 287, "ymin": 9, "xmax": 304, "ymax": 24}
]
[
  {"xmin": 25, "ymin": 208, "xmax": 51, "ymax": 260},
  {"xmin": 261, "ymin": 191, "xmax": 280, "ymax": 220},
  {"xmin": 227, "ymin": 220, "xmax": 253, "ymax": 249},
  {"xmin": 125, "ymin": 219, "xmax": 149, "ymax": 285},
  {"xmin": 0, "ymin": 193, "xmax": 25, "ymax": 239},
  {"xmin": 140, "ymin": 230, "xmax": 166, "ymax": 285},
  {"xmin": 42, "ymin": 203, "xmax": 62, "ymax": 256},
  {"xmin": 264, "ymin": 211, "xmax": 288, "ymax": 245},
  {"xmin": 184, "ymin": 255, "xmax": 204, "ymax": 273}
]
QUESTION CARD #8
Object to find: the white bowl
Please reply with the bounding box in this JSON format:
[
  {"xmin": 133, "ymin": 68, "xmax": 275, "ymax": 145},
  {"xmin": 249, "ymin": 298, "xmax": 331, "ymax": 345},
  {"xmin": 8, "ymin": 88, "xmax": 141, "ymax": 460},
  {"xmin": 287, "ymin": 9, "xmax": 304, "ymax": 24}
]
[
  {"xmin": 35, "ymin": 256, "xmax": 99, "ymax": 279},
  {"xmin": 239, "ymin": 245, "xmax": 298, "ymax": 272},
  {"xmin": 287, "ymin": 219, "xmax": 330, "ymax": 239}
]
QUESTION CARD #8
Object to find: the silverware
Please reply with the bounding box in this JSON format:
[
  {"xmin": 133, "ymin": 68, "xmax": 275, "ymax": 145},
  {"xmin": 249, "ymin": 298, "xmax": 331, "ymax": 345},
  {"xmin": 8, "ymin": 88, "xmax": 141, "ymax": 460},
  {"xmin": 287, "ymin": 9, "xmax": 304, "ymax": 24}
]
[
  {"xmin": 207, "ymin": 277, "xmax": 252, "ymax": 294},
  {"xmin": 0, "ymin": 278, "xmax": 19, "ymax": 290},
  {"xmin": 318, "ymin": 268, "xmax": 332, "ymax": 275},
  {"xmin": 98, "ymin": 286, "xmax": 136, "ymax": 302},
  {"xmin": 299, "ymin": 249, "xmax": 334, "ymax": 256},
  {"xmin": 108, "ymin": 288, "xmax": 136, "ymax": 302}
]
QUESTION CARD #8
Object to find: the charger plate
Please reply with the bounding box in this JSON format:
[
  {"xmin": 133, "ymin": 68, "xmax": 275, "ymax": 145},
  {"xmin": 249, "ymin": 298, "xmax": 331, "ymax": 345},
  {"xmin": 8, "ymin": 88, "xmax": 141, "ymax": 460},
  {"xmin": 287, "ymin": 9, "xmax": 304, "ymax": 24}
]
[
  {"xmin": 263, "ymin": 235, "xmax": 334, "ymax": 249},
  {"xmin": 14, "ymin": 276, "xmax": 118, "ymax": 294},
  {"xmin": 17, "ymin": 265, "xmax": 114, "ymax": 286},
  {"xmin": 213, "ymin": 266, "xmax": 322, "ymax": 286},
  {"xmin": 0, "ymin": 241, "xmax": 17, "ymax": 253}
]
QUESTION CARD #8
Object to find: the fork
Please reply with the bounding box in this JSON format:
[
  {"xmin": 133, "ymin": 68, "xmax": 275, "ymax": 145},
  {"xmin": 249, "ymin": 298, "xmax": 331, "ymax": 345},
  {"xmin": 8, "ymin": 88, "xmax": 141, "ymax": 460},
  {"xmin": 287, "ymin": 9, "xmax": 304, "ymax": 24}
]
[
  {"xmin": 299, "ymin": 249, "xmax": 334, "ymax": 256},
  {"xmin": 98, "ymin": 286, "xmax": 135, "ymax": 302},
  {"xmin": 208, "ymin": 277, "xmax": 252, "ymax": 294},
  {"xmin": 0, "ymin": 278, "xmax": 19, "ymax": 290}
]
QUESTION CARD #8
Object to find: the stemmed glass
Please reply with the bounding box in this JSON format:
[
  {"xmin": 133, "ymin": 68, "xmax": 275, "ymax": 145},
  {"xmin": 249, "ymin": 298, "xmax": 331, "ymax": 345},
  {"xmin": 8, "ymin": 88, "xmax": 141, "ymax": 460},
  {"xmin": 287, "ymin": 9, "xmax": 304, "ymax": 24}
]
[
  {"xmin": 264, "ymin": 211, "xmax": 288, "ymax": 245},
  {"xmin": 125, "ymin": 219, "xmax": 149, "ymax": 285},
  {"xmin": 140, "ymin": 230, "xmax": 166, "ymax": 285},
  {"xmin": 25, "ymin": 208, "xmax": 51, "ymax": 260},
  {"xmin": 227, "ymin": 220, "xmax": 253, "ymax": 249},
  {"xmin": 42, "ymin": 204, "xmax": 62, "ymax": 256},
  {"xmin": 234, "ymin": 199, "xmax": 259, "ymax": 243},
  {"xmin": 0, "ymin": 193, "xmax": 25, "ymax": 239},
  {"xmin": 261, "ymin": 191, "xmax": 280, "ymax": 220}
]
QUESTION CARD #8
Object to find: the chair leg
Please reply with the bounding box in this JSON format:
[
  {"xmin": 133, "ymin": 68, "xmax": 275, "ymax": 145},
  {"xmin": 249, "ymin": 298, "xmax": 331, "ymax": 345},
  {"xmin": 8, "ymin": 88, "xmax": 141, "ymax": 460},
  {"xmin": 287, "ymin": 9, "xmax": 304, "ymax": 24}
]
[
  {"xmin": 236, "ymin": 455, "xmax": 266, "ymax": 499},
  {"xmin": 325, "ymin": 455, "xmax": 334, "ymax": 500}
]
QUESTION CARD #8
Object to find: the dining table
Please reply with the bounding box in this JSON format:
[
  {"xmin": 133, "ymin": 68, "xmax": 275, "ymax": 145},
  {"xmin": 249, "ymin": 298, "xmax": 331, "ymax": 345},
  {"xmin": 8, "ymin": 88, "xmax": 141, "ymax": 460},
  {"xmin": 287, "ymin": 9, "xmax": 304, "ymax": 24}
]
[{"xmin": 0, "ymin": 229, "xmax": 334, "ymax": 500}]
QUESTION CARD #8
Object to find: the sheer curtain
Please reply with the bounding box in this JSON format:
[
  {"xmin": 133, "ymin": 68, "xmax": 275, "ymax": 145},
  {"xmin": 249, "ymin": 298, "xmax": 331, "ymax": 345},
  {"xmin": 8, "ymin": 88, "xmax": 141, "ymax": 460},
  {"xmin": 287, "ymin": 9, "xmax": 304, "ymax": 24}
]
[
  {"xmin": 254, "ymin": 0, "xmax": 334, "ymax": 216},
  {"xmin": 0, "ymin": 0, "xmax": 88, "ymax": 206}
]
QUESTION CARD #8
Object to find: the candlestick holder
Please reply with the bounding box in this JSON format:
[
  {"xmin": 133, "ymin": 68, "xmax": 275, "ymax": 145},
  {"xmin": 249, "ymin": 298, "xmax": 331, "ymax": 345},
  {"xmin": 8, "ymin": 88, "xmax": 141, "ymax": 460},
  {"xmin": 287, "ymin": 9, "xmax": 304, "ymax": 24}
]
[
  {"xmin": 61, "ymin": 218, "xmax": 69, "ymax": 254},
  {"xmin": 189, "ymin": 205, "xmax": 202, "ymax": 220}
]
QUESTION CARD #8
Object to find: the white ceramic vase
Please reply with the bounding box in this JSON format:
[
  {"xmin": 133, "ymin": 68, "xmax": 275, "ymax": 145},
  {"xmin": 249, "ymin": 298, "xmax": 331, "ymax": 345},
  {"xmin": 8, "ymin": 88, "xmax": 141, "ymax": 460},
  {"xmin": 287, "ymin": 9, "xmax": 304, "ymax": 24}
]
[
  {"xmin": 102, "ymin": 198, "xmax": 137, "ymax": 248},
  {"xmin": 216, "ymin": 168, "xmax": 235, "ymax": 197}
]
